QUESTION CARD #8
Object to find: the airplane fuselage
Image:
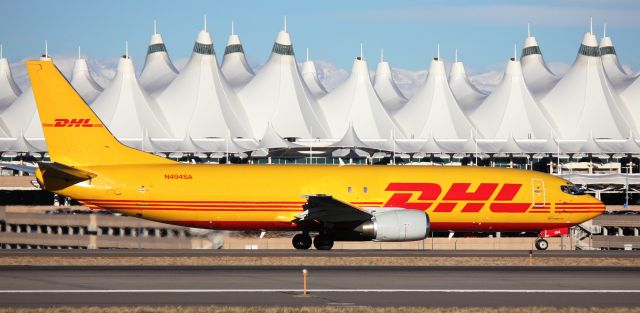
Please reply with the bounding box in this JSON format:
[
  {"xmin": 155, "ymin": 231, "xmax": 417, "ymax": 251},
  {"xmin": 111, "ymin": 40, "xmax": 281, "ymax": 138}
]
[{"xmin": 37, "ymin": 164, "xmax": 604, "ymax": 233}]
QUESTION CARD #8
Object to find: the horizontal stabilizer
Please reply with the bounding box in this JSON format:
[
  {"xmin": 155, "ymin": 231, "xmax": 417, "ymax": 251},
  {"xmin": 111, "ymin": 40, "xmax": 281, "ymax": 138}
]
[{"xmin": 38, "ymin": 162, "xmax": 96, "ymax": 182}]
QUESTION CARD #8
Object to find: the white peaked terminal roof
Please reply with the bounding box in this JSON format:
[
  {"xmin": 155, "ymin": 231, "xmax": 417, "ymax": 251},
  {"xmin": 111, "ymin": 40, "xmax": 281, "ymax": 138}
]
[
  {"xmin": 71, "ymin": 50, "xmax": 103, "ymax": 103},
  {"xmin": 8, "ymin": 49, "xmax": 53, "ymax": 152},
  {"xmin": 599, "ymin": 30, "xmax": 632, "ymax": 89},
  {"xmin": 558, "ymin": 134, "xmax": 602, "ymax": 153},
  {"xmin": 301, "ymin": 49, "xmax": 328, "ymax": 99},
  {"xmin": 91, "ymin": 53, "xmax": 172, "ymax": 149},
  {"xmin": 602, "ymin": 27, "xmax": 639, "ymax": 134},
  {"xmin": 139, "ymin": 26, "xmax": 179, "ymax": 96},
  {"xmin": 221, "ymin": 24, "xmax": 255, "ymax": 89},
  {"xmin": 239, "ymin": 28, "xmax": 329, "ymax": 139},
  {"xmin": 541, "ymin": 31, "xmax": 634, "ymax": 140},
  {"xmin": 521, "ymin": 28, "xmax": 559, "ymax": 98},
  {"xmin": 259, "ymin": 122, "xmax": 297, "ymax": 149},
  {"xmin": 157, "ymin": 28, "xmax": 253, "ymax": 142},
  {"xmin": 596, "ymin": 137, "xmax": 640, "ymax": 153},
  {"xmin": 7, "ymin": 87, "xmax": 39, "ymax": 151},
  {"xmin": 151, "ymin": 130, "xmax": 253, "ymax": 153},
  {"xmin": 515, "ymin": 134, "xmax": 558, "ymax": 153},
  {"xmin": 621, "ymin": 75, "xmax": 640, "ymax": 117},
  {"xmin": 330, "ymin": 123, "xmax": 369, "ymax": 148},
  {"xmin": 0, "ymin": 49, "xmax": 22, "ymax": 137},
  {"xmin": 191, "ymin": 130, "xmax": 252, "ymax": 153},
  {"xmin": 373, "ymin": 50, "xmax": 407, "ymax": 113},
  {"xmin": 393, "ymin": 53, "xmax": 475, "ymax": 139},
  {"xmin": 476, "ymin": 136, "xmax": 522, "ymax": 154},
  {"xmin": 0, "ymin": 49, "xmax": 21, "ymax": 112},
  {"xmin": 448, "ymin": 51, "xmax": 487, "ymax": 113},
  {"xmin": 469, "ymin": 57, "xmax": 554, "ymax": 139},
  {"xmin": 320, "ymin": 56, "xmax": 404, "ymax": 140},
  {"xmin": 619, "ymin": 72, "xmax": 640, "ymax": 138}
]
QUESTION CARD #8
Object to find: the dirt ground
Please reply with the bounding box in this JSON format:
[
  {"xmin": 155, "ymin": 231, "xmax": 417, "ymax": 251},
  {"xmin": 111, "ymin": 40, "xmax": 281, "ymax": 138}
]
[
  {"xmin": 0, "ymin": 306, "xmax": 640, "ymax": 313},
  {"xmin": 1, "ymin": 306, "xmax": 640, "ymax": 313},
  {"xmin": 1, "ymin": 255, "xmax": 639, "ymax": 266}
]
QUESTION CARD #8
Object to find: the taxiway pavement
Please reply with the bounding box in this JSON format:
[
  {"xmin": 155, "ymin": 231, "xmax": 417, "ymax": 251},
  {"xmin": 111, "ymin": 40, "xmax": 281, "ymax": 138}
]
[{"xmin": 0, "ymin": 265, "xmax": 638, "ymax": 307}]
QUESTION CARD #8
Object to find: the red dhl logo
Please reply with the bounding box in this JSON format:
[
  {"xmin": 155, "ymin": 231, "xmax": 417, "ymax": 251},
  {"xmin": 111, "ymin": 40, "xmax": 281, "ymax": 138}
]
[
  {"xmin": 384, "ymin": 183, "xmax": 530, "ymax": 213},
  {"xmin": 43, "ymin": 118, "xmax": 104, "ymax": 128}
]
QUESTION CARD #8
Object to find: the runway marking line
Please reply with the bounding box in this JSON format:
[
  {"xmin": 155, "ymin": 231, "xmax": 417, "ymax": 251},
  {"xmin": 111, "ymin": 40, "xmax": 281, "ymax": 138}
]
[{"xmin": 1, "ymin": 289, "xmax": 640, "ymax": 293}]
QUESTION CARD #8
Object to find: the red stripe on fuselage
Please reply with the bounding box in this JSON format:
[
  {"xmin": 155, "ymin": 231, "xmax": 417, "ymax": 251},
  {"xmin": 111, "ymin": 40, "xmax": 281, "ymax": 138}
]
[
  {"xmin": 104, "ymin": 205, "xmax": 303, "ymax": 212},
  {"xmin": 556, "ymin": 210, "xmax": 605, "ymax": 213},
  {"xmin": 95, "ymin": 203, "xmax": 303, "ymax": 209},
  {"xmin": 162, "ymin": 221, "xmax": 579, "ymax": 232},
  {"xmin": 430, "ymin": 222, "xmax": 572, "ymax": 232},
  {"xmin": 489, "ymin": 203, "xmax": 531, "ymax": 213},
  {"xmin": 170, "ymin": 220, "xmax": 300, "ymax": 231},
  {"xmin": 78, "ymin": 199, "xmax": 306, "ymax": 205},
  {"xmin": 555, "ymin": 203, "xmax": 604, "ymax": 206}
]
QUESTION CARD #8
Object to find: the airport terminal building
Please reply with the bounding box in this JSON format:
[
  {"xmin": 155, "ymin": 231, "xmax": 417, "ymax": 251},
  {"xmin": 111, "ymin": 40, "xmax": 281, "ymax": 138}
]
[
  {"xmin": 1, "ymin": 23, "xmax": 640, "ymax": 199},
  {"xmin": 1, "ymin": 22, "xmax": 640, "ymax": 250}
]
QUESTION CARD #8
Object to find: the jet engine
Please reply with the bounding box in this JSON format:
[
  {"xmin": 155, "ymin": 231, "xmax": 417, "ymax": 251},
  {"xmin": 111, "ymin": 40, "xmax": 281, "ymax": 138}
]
[{"xmin": 354, "ymin": 209, "xmax": 429, "ymax": 241}]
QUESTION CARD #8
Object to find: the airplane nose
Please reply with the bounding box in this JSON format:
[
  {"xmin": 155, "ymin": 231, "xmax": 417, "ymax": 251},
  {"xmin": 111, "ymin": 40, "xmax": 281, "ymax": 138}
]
[{"xmin": 589, "ymin": 196, "xmax": 606, "ymax": 217}]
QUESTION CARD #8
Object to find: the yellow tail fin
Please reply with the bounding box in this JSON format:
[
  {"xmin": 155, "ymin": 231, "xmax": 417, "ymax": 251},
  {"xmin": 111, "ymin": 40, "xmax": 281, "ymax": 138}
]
[{"xmin": 26, "ymin": 60, "xmax": 173, "ymax": 167}]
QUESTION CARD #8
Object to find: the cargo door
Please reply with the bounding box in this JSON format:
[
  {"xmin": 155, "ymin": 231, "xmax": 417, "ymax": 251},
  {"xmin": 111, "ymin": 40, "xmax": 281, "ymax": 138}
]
[{"xmin": 532, "ymin": 178, "xmax": 546, "ymax": 208}]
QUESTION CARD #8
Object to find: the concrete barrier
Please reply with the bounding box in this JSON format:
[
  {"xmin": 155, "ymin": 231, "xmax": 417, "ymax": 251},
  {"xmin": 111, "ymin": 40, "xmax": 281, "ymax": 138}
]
[
  {"xmin": 222, "ymin": 236, "xmax": 576, "ymax": 250},
  {"xmin": 1, "ymin": 205, "xmax": 635, "ymax": 250}
]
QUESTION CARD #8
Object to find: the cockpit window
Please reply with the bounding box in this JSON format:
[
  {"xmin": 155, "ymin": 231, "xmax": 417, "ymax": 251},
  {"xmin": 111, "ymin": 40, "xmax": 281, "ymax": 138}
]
[{"xmin": 561, "ymin": 184, "xmax": 585, "ymax": 195}]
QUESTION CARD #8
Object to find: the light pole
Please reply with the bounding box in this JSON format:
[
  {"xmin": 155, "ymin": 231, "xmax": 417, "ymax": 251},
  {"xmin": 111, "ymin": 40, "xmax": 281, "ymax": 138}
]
[{"xmin": 625, "ymin": 156, "xmax": 630, "ymax": 208}]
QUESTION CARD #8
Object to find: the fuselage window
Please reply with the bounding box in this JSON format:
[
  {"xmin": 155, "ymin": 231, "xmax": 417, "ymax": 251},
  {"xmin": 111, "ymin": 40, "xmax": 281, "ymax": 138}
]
[
  {"xmin": 363, "ymin": 186, "xmax": 368, "ymax": 194},
  {"xmin": 347, "ymin": 186, "xmax": 352, "ymax": 193}
]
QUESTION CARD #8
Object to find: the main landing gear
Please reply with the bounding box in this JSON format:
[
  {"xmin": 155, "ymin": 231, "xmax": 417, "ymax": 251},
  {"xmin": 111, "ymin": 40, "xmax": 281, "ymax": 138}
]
[
  {"xmin": 535, "ymin": 238, "xmax": 549, "ymax": 250},
  {"xmin": 292, "ymin": 233, "xmax": 334, "ymax": 250},
  {"xmin": 313, "ymin": 234, "xmax": 334, "ymax": 250},
  {"xmin": 292, "ymin": 233, "xmax": 312, "ymax": 250}
]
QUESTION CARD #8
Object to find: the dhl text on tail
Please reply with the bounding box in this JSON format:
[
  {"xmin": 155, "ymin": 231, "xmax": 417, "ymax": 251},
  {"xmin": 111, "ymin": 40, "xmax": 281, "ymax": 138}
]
[{"xmin": 24, "ymin": 60, "xmax": 604, "ymax": 250}]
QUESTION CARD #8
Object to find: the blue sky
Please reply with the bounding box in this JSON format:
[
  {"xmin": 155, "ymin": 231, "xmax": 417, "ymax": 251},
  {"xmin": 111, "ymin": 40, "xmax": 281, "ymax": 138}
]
[{"xmin": 1, "ymin": 0, "xmax": 639, "ymax": 73}]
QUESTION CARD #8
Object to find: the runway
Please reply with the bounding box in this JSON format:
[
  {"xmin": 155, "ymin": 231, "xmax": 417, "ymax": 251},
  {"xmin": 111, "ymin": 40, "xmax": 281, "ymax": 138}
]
[
  {"xmin": 1, "ymin": 266, "xmax": 639, "ymax": 307},
  {"xmin": 2, "ymin": 249, "xmax": 639, "ymax": 258}
]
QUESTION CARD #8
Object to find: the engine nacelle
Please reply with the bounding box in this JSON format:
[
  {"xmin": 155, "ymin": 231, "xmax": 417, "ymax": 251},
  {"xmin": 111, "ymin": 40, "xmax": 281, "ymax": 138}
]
[{"xmin": 355, "ymin": 209, "xmax": 430, "ymax": 241}]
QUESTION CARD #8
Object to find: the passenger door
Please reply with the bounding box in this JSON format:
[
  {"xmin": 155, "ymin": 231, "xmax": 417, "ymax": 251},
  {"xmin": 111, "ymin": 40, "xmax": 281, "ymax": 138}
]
[{"xmin": 532, "ymin": 178, "xmax": 546, "ymax": 208}]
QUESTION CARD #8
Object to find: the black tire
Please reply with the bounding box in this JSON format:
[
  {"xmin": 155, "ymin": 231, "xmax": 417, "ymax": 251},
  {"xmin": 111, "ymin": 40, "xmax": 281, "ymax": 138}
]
[
  {"xmin": 292, "ymin": 233, "xmax": 312, "ymax": 250},
  {"xmin": 535, "ymin": 239, "xmax": 549, "ymax": 250},
  {"xmin": 313, "ymin": 235, "xmax": 334, "ymax": 250}
]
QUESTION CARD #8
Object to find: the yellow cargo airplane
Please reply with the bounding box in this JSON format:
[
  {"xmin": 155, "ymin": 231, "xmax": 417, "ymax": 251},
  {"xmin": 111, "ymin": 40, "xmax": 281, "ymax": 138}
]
[{"xmin": 24, "ymin": 60, "xmax": 604, "ymax": 250}]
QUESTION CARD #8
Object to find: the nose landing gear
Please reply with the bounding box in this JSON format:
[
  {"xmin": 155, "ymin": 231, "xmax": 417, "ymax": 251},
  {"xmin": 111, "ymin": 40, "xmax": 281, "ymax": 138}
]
[{"xmin": 535, "ymin": 238, "xmax": 549, "ymax": 250}]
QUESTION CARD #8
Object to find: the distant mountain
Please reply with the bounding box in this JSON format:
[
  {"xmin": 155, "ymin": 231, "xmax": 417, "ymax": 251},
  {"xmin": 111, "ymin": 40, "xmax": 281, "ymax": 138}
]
[
  {"xmin": 309, "ymin": 60, "xmax": 349, "ymax": 92},
  {"xmin": 11, "ymin": 55, "xmax": 116, "ymax": 91}
]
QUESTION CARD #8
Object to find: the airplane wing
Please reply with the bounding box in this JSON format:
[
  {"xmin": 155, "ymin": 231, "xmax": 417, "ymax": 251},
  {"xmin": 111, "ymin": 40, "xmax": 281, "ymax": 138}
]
[
  {"xmin": 0, "ymin": 163, "xmax": 38, "ymax": 174},
  {"xmin": 295, "ymin": 195, "xmax": 372, "ymax": 224}
]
